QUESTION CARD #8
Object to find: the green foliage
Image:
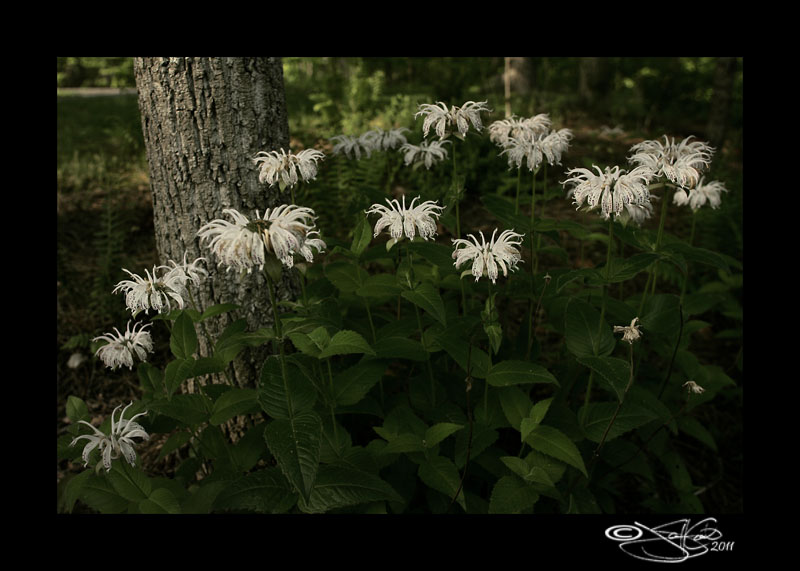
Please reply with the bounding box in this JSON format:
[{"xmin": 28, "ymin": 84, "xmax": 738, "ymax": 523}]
[{"xmin": 59, "ymin": 57, "xmax": 742, "ymax": 515}]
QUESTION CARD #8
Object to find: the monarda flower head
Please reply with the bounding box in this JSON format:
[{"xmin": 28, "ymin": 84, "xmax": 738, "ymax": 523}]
[
  {"xmin": 360, "ymin": 128, "xmax": 410, "ymax": 153},
  {"xmin": 253, "ymin": 148, "xmax": 325, "ymax": 189},
  {"xmin": 197, "ymin": 204, "xmax": 325, "ymax": 273},
  {"xmin": 113, "ymin": 264, "xmax": 189, "ymax": 316},
  {"xmin": 366, "ymin": 195, "xmax": 444, "ymax": 242},
  {"xmin": 613, "ymin": 317, "xmax": 642, "ymax": 344},
  {"xmin": 330, "ymin": 134, "xmax": 372, "ymax": 160},
  {"xmin": 93, "ymin": 321, "xmax": 154, "ymax": 370},
  {"xmin": 628, "ymin": 135, "xmax": 714, "ymax": 189},
  {"xmin": 562, "ymin": 164, "xmax": 654, "ymax": 221},
  {"xmin": 452, "ymin": 228, "xmax": 525, "ymax": 284},
  {"xmin": 673, "ymin": 177, "xmax": 728, "ymax": 211},
  {"xmin": 415, "ymin": 100, "xmax": 492, "ymax": 140},
  {"xmin": 70, "ymin": 402, "xmax": 150, "ymax": 472},
  {"xmin": 488, "ymin": 114, "xmax": 552, "ymax": 147},
  {"xmin": 399, "ymin": 140, "xmax": 451, "ymax": 170}
]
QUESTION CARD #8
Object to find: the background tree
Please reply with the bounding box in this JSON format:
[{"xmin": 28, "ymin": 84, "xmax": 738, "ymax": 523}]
[{"xmin": 133, "ymin": 57, "xmax": 294, "ymax": 393}]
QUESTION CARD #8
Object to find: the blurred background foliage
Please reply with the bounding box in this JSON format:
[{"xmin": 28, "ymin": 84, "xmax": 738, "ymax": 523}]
[{"xmin": 57, "ymin": 58, "xmax": 742, "ymax": 510}]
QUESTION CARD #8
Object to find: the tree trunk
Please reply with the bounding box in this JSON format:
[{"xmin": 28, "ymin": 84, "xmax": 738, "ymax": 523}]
[
  {"xmin": 705, "ymin": 57, "xmax": 737, "ymax": 151},
  {"xmin": 133, "ymin": 57, "xmax": 294, "ymax": 394}
]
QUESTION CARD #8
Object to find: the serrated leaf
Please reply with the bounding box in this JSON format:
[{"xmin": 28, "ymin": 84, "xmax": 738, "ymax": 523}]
[
  {"xmin": 564, "ymin": 297, "xmax": 615, "ymax": 357},
  {"xmin": 373, "ymin": 337, "xmax": 428, "ymax": 362},
  {"xmin": 489, "ymin": 475, "xmax": 539, "ymax": 514},
  {"xmin": 200, "ymin": 303, "xmax": 240, "ymax": 321},
  {"xmin": 318, "ymin": 329, "xmax": 375, "ymax": 359},
  {"xmin": 170, "ymin": 311, "xmax": 198, "ymax": 359},
  {"xmin": 325, "ymin": 261, "xmax": 368, "ymax": 293},
  {"xmin": 580, "ymin": 401, "xmax": 659, "ymax": 443},
  {"xmin": 139, "ymin": 488, "xmax": 181, "ymax": 514},
  {"xmin": 299, "ymin": 465, "xmax": 403, "ymax": 514},
  {"xmin": 381, "ymin": 433, "xmax": 425, "ymax": 454},
  {"xmin": 263, "ymin": 412, "xmax": 322, "ymax": 502},
  {"xmin": 149, "ymin": 393, "xmax": 211, "ymax": 426},
  {"xmin": 487, "ymin": 360, "xmax": 559, "ymax": 387},
  {"xmin": 401, "ymin": 282, "xmax": 447, "ymax": 326},
  {"xmin": 498, "ymin": 386, "xmax": 532, "ymax": 431},
  {"xmin": 332, "ymin": 360, "xmax": 386, "ymax": 407},
  {"xmin": 417, "ymin": 455, "xmax": 466, "ymax": 511},
  {"xmin": 357, "ymin": 273, "xmax": 403, "ymax": 298},
  {"xmin": 350, "ymin": 215, "xmax": 373, "ymax": 256},
  {"xmin": 500, "ymin": 456, "xmax": 531, "ymax": 479},
  {"xmin": 435, "ymin": 328, "xmax": 490, "ymax": 379},
  {"xmin": 209, "ymin": 388, "xmax": 259, "ymax": 426},
  {"xmin": 576, "ymin": 355, "xmax": 631, "ymax": 402},
  {"xmin": 158, "ymin": 431, "xmax": 192, "ymax": 459},
  {"xmin": 258, "ymin": 356, "xmax": 317, "ymax": 419},
  {"xmin": 66, "ymin": 395, "xmax": 89, "ymax": 423},
  {"xmin": 163, "ymin": 357, "xmax": 196, "ymax": 398},
  {"xmin": 107, "ymin": 462, "xmax": 151, "ymax": 502},
  {"xmin": 524, "ymin": 424, "xmax": 587, "ymax": 477},
  {"xmin": 424, "ymin": 423, "xmax": 464, "ymax": 449},
  {"xmin": 60, "ymin": 469, "xmax": 93, "ymax": 513},
  {"xmin": 213, "ymin": 468, "xmax": 297, "ymax": 513},
  {"xmin": 79, "ymin": 475, "xmax": 128, "ymax": 514}
]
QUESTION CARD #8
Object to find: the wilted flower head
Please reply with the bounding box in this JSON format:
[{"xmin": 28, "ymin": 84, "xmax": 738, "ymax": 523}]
[
  {"xmin": 163, "ymin": 253, "xmax": 208, "ymax": 288},
  {"xmin": 613, "ymin": 317, "xmax": 642, "ymax": 344},
  {"xmin": 93, "ymin": 321, "xmax": 154, "ymax": 370},
  {"xmin": 673, "ymin": 177, "xmax": 728, "ymax": 211},
  {"xmin": 452, "ymin": 228, "xmax": 525, "ymax": 284},
  {"xmin": 70, "ymin": 402, "xmax": 150, "ymax": 471},
  {"xmin": 197, "ymin": 204, "xmax": 325, "ymax": 272},
  {"xmin": 113, "ymin": 264, "xmax": 188, "ymax": 315},
  {"xmin": 489, "ymin": 114, "xmax": 552, "ymax": 147},
  {"xmin": 330, "ymin": 134, "xmax": 371, "ymax": 160},
  {"xmin": 254, "ymin": 148, "xmax": 325, "ymax": 189},
  {"xmin": 365, "ymin": 195, "xmax": 444, "ymax": 242},
  {"xmin": 562, "ymin": 164, "xmax": 654, "ymax": 220},
  {"xmin": 416, "ymin": 100, "xmax": 492, "ymax": 140},
  {"xmin": 683, "ymin": 380, "xmax": 706, "ymax": 394},
  {"xmin": 399, "ymin": 139, "xmax": 451, "ymax": 169},
  {"xmin": 500, "ymin": 127, "xmax": 572, "ymax": 171},
  {"xmin": 67, "ymin": 352, "xmax": 86, "ymax": 369},
  {"xmin": 620, "ymin": 199, "xmax": 656, "ymax": 227},
  {"xmin": 628, "ymin": 135, "xmax": 714, "ymax": 189}
]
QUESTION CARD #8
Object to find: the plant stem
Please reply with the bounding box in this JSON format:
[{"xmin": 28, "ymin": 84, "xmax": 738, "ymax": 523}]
[
  {"xmin": 680, "ymin": 210, "xmax": 697, "ymax": 304},
  {"xmin": 448, "ymin": 342, "xmax": 474, "ymax": 513},
  {"xmin": 452, "ymin": 141, "xmax": 461, "ymax": 239},
  {"xmin": 649, "ymin": 184, "xmax": 673, "ymax": 296},
  {"xmin": 514, "ymin": 167, "xmax": 522, "ymax": 215}
]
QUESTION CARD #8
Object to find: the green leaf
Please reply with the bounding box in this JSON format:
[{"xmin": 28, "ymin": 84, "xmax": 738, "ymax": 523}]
[
  {"xmin": 576, "ymin": 355, "xmax": 631, "ymax": 402},
  {"xmin": 60, "ymin": 469, "xmax": 93, "ymax": 513},
  {"xmin": 602, "ymin": 253, "xmax": 659, "ymax": 283},
  {"xmin": 200, "ymin": 303, "xmax": 240, "ymax": 321},
  {"xmin": 489, "ymin": 476, "xmax": 539, "ymax": 514},
  {"xmin": 79, "ymin": 475, "xmax": 128, "ymax": 514},
  {"xmin": 677, "ymin": 416, "xmax": 718, "ymax": 452},
  {"xmin": 564, "ymin": 297, "xmax": 615, "ymax": 357},
  {"xmin": 325, "ymin": 261, "xmax": 369, "ymax": 293},
  {"xmin": 641, "ymin": 294, "xmax": 682, "ymax": 341},
  {"xmin": 401, "ymin": 282, "xmax": 447, "ymax": 326},
  {"xmin": 149, "ymin": 394, "xmax": 212, "ymax": 426},
  {"xmin": 580, "ymin": 401, "xmax": 659, "ymax": 443},
  {"xmin": 170, "ymin": 311, "xmax": 198, "ymax": 359},
  {"xmin": 66, "ymin": 395, "xmax": 89, "ymax": 423},
  {"xmin": 299, "ymin": 465, "xmax": 403, "ymax": 514},
  {"xmin": 524, "ymin": 424, "xmax": 587, "ymax": 478},
  {"xmin": 357, "ymin": 273, "xmax": 403, "ymax": 298},
  {"xmin": 139, "ymin": 488, "xmax": 181, "ymax": 514},
  {"xmin": 350, "ymin": 215, "xmax": 373, "ymax": 257},
  {"xmin": 487, "ymin": 360, "xmax": 559, "ymax": 387},
  {"xmin": 498, "ymin": 386, "xmax": 532, "ymax": 431},
  {"xmin": 435, "ymin": 328, "xmax": 490, "ymax": 379},
  {"xmin": 209, "ymin": 388, "xmax": 259, "ymax": 426},
  {"xmin": 332, "ymin": 360, "xmax": 387, "ymax": 407},
  {"xmin": 417, "ymin": 455, "xmax": 466, "ymax": 511},
  {"xmin": 263, "ymin": 411, "xmax": 322, "ymax": 502},
  {"xmin": 480, "ymin": 194, "xmax": 530, "ymax": 233},
  {"xmin": 288, "ymin": 331, "xmax": 323, "ymax": 358},
  {"xmin": 424, "ymin": 423, "xmax": 464, "ymax": 448},
  {"xmin": 258, "ymin": 356, "xmax": 317, "ymax": 419},
  {"xmin": 158, "ymin": 431, "xmax": 192, "ymax": 460},
  {"xmin": 318, "ymin": 329, "xmax": 375, "ymax": 359},
  {"xmin": 107, "ymin": 462, "xmax": 151, "ymax": 502},
  {"xmin": 213, "ymin": 468, "xmax": 298, "ymax": 513},
  {"xmin": 137, "ymin": 362, "xmax": 164, "ymax": 395},
  {"xmin": 380, "ymin": 433, "xmax": 425, "ymax": 454},
  {"xmin": 164, "ymin": 357, "xmax": 196, "ymax": 398}
]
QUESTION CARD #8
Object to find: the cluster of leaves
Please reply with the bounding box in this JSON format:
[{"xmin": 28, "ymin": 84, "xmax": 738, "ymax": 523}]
[{"xmin": 58, "ymin": 151, "xmax": 741, "ymax": 513}]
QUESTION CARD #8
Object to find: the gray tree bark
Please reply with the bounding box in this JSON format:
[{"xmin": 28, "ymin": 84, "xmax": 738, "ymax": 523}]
[{"xmin": 133, "ymin": 57, "xmax": 295, "ymax": 393}]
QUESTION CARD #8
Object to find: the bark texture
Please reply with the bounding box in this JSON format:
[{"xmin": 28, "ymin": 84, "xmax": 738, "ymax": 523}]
[{"xmin": 133, "ymin": 57, "xmax": 294, "ymax": 391}]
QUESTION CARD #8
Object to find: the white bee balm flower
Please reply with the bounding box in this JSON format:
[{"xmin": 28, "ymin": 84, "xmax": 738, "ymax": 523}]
[
  {"xmin": 452, "ymin": 228, "xmax": 525, "ymax": 284},
  {"xmin": 330, "ymin": 134, "xmax": 371, "ymax": 160},
  {"xmin": 366, "ymin": 195, "xmax": 444, "ymax": 242},
  {"xmin": 93, "ymin": 321, "xmax": 154, "ymax": 370},
  {"xmin": 197, "ymin": 205, "xmax": 325, "ymax": 272},
  {"xmin": 70, "ymin": 402, "xmax": 150, "ymax": 472},
  {"xmin": 399, "ymin": 140, "xmax": 451, "ymax": 169},
  {"xmin": 254, "ymin": 148, "xmax": 325, "ymax": 188},
  {"xmin": 613, "ymin": 317, "xmax": 643, "ymax": 344},
  {"xmin": 562, "ymin": 165, "xmax": 653, "ymax": 220},
  {"xmin": 673, "ymin": 177, "xmax": 728, "ymax": 211},
  {"xmin": 628, "ymin": 135, "xmax": 714, "ymax": 189},
  {"xmin": 416, "ymin": 100, "xmax": 492, "ymax": 139},
  {"xmin": 683, "ymin": 380, "xmax": 706, "ymax": 394},
  {"xmin": 113, "ymin": 265, "xmax": 188, "ymax": 315}
]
